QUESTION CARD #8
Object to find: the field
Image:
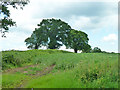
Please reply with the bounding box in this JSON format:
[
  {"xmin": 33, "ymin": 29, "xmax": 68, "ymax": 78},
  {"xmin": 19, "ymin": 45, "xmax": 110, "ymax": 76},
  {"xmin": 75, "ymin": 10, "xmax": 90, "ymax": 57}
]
[{"xmin": 1, "ymin": 49, "xmax": 119, "ymax": 88}]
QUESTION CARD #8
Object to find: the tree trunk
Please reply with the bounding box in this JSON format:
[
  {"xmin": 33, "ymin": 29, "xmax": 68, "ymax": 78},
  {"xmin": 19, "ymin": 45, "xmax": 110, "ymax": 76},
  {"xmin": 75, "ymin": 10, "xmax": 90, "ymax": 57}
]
[
  {"xmin": 35, "ymin": 43, "xmax": 38, "ymax": 49},
  {"xmin": 74, "ymin": 48, "xmax": 77, "ymax": 53}
]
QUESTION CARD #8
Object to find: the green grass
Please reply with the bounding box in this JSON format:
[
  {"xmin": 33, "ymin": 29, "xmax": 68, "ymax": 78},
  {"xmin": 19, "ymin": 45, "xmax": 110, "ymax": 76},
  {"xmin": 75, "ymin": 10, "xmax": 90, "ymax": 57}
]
[
  {"xmin": 0, "ymin": 74, "xmax": 2, "ymax": 89},
  {"xmin": 2, "ymin": 73, "xmax": 28, "ymax": 88},
  {"xmin": 2, "ymin": 49, "xmax": 118, "ymax": 88},
  {"xmin": 24, "ymin": 71, "xmax": 78, "ymax": 88},
  {"xmin": 2, "ymin": 49, "xmax": 71, "ymax": 70},
  {"xmin": 24, "ymin": 53, "xmax": 118, "ymax": 88}
]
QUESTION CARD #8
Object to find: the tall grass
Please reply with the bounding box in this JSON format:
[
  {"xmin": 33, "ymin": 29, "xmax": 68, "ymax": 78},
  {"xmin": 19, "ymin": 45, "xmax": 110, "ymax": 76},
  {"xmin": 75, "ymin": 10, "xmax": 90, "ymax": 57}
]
[
  {"xmin": 24, "ymin": 53, "xmax": 118, "ymax": 88},
  {"xmin": 2, "ymin": 49, "xmax": 71, "ymax": 70},
  {"xmin": 2, "ymin": 50, "xmax": 118, "ymax": 88}
]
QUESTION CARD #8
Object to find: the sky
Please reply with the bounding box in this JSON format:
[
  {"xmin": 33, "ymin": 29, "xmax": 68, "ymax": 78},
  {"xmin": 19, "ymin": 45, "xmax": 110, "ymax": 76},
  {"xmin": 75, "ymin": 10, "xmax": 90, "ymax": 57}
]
[{"xmin": 0, "ymin": 0, "xmax": 119, "ymax": 52}]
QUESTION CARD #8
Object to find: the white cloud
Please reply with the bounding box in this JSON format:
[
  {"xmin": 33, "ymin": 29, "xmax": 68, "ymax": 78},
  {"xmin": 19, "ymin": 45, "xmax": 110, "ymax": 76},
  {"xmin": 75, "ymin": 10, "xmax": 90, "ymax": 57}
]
[
  {"xmin": 0, "ymin": 31, "xmax": 28, "ymax": 51},
  {"xmin": 7, "ymin": 1, "xmax": 117, "ymax": 34},
  {"xmin": 103, "ymin": 34, "xmax": 117, "ymax": 42},
  {"xmin": 68, "ymin": 14, "xmax": 117, "ymax": 33},
  {"xmin": 68, "ymin": 16, "xmax": 91, "ymax": 30},
  {"xmin": 0, "ymin": 1, "xmax": 118, "ymax": 53}
]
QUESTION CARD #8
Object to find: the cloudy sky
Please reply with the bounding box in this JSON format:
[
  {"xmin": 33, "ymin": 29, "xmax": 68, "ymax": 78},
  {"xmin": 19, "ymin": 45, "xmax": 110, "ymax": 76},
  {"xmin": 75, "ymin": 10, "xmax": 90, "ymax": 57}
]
[{"xmin": 0, "ymin": 0, "xmax": 118, "ymax": 52}]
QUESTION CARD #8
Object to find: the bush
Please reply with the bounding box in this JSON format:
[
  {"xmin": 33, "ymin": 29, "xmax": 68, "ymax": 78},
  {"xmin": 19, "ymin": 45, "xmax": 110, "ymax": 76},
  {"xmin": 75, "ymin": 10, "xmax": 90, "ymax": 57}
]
[
  {"xmin": 2, "ymin": 54, "xmax": 21, "ymax": 70},
  {"xmin": 91, "ymin": 47, "xmax": 102, "ymax": 53}
]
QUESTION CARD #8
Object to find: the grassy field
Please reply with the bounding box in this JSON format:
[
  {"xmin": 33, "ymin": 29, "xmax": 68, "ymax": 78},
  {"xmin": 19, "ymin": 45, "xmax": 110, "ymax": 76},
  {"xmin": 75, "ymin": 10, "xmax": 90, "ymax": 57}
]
[{"xmin": 1, "ymin": 49, "xmax": 119, "ymax": 88}]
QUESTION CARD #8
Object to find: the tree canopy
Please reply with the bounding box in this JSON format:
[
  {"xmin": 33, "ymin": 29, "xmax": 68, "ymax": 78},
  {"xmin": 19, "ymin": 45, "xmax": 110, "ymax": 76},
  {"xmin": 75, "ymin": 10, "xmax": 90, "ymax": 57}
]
[
  {"xmin": 25, "ymin": 31, "xmax": 40, "ymax": 49},
  {"xmin": 82, "ymin": 44, "xmax": 91, "ymax": 53},
  {"xmin": 91, "ymin": 47, "xmax": 102, "ymax": 53},
  {"xmin": 65, "ymin": 29, "xmax": 90, "ymax": 53},
  {"xmin": 25, "ymin": 18, "xmax": 72, "ymax": 49},
  {"xmin": 0, "ymin": 0, "xmax": 29, "ymax": 37},
  {"xmin": 25, "ymin": 18, "xmax": 91, "ymax": 53}
]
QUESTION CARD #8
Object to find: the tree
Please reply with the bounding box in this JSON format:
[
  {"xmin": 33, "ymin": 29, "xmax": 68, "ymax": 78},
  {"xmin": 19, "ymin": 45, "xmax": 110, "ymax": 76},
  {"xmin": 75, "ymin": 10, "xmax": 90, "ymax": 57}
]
[
  {"xmin": 25, "ymin": 28, "xmax": 48, "ymax": 49},
  {"xmin": 25, "ymin": 18, "xmax": 72, "ymax": 49},
  {"xmin": 92, "ymin": 47, "xmax": 101, "ymax": 53},
  {"xmin": 82, "ymin": 44, "xmax": 91, "ymax": 53},
  {"xmin": 0, "ymin": 0, "xmax": 29, "ymax": 37},
  {"xmin": 25, "ymin": 31, "xmax": 39, "ymax": 49},
  {"xmin": 66, "ymin": 29, "xmax": 90, "ymax": 53}
]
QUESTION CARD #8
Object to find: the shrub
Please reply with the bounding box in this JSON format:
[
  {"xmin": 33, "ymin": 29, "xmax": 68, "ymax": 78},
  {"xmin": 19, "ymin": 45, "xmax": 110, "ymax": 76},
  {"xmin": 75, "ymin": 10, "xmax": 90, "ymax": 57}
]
[
  {"xmin": 2, "ymin": 54, "xmax": 21, "ymax": 70},
  {"xmin": 91, "ymin": 47, "xmax": 102, "ymax": 53}
]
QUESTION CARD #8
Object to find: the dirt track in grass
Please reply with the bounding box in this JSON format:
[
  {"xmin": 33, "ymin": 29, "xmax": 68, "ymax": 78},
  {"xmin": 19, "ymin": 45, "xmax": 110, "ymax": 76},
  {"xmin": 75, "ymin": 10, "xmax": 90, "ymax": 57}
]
[
  {"xmin": 16, "ymin": 64, "xmax": 55, "ymax": 88},
  {"xmin": 3, "ymin": 64, "xmax": 40, "ymax": 74}
]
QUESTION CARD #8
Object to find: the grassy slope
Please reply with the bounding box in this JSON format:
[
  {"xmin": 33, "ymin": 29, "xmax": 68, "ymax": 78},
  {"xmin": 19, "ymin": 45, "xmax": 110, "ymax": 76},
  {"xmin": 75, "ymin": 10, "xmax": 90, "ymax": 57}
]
[
  {"xmin": 2, "ymin": 49, "xmax": 70, "ymax": 70},
  {"xmin": 2, "ymin": 49, "xmax": 118, "ymax": 88}
]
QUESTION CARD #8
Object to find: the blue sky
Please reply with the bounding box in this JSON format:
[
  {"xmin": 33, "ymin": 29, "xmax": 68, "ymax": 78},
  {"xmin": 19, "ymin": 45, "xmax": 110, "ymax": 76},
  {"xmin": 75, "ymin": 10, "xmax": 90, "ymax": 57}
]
[{"xmin": 0, "ymin": 0, "xmax": 118, "ymax": 52}]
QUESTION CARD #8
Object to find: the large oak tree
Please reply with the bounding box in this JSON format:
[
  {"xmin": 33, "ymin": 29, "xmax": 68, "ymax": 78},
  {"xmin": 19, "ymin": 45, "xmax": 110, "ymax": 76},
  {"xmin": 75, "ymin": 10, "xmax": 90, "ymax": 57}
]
[
  {"xmin": 25, "ymin": 18, "xmax": 72, "ymax": 49},
  {"xmin": 25, "ymin": 18, "xmax": 91, "ymax": 53}
]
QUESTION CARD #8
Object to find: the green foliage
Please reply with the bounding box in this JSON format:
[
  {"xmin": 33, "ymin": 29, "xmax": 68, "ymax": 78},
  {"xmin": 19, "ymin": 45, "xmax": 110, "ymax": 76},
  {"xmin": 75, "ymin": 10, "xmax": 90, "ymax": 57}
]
[
  {"xmin": 0, "ymin": 0, "xmax": 29, "ymax": 37},
  {"xmin": 82, "ymin": 44, "xmax": 91, "ymax": 53},
  {"xmin": 24, "ymin": 32, "xmax": 40, "ymax": 49},
  {"xmin": 2, "ymin": 54, "xmax": 21, "ymax": 69},
  {"xmin": 66, "ymin": 29, "xmax": 90, "ymax": 53},
  {"xmin": 91, "ymin": 47, "xmax": 102, "ymax": 53},
  {"xmin": 25, "ymin": 19, "xmax": 91, "ymax": 53},
  {"xmin": 25, "ymin": 18, "xmax": 72, "ymax": 49}
]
